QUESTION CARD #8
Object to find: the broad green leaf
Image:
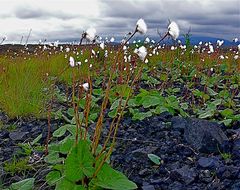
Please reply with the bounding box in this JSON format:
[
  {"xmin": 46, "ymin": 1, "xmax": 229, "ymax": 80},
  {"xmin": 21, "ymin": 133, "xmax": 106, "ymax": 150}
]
[
  {"xmin": 67, "ymin": 108, "xmax": 75, "ymax": 117},
  {"xmin": 127, "ymin": 98, "xmax": 138, "ymax": 107},
  {"xmin": 212, "ymin": 99, "xmax": 222, "ymax": 106},
  {"xmin": 220, "ymin": 108, "xmax": 234, "ymax": 118},
  {"xmin": 44, "ymin": 152, "xmax": 63, "ymax": 164},
  {"xmin": 199, "ymin": 110, "xmax": 214, "ymax": 119},
  {"xmin": 10, "ymin": 178, "xmax": 35, "ymax": 190},
  {"xmin": 46, "ymin": 171, "xmax": 61, "ymax": 186},
  {"xmin": 207, "ymin": 87, "xmax": 218, "ymax": 96},
  {"xmin": 108, "ymin": 108, "xmax": 118, "ymax": 118},
  {"xmin": 55, "ymin": 178, "xmax": 86, "ymax": 190},
  {"xmin": 91, "ymin": 163, "xmax": 137, "ymax": 190},
  {"xmin": 148, "ymin": 154, "xmax": 161, "ymax": 165},
  {"xmin": 153, "ymin": 105, "xmax": 168, "ymax": 115},
  {"xmin": 53, "ymin": 126, "xmax": 67, "ymax": 137},
  {"xmin": 132, "ymin": 111, "xmax": 152, "ymax": 120},
  {"xmin": 59, "ymin": 136, "xmax": 74, "ymax": 154},
  {"xmin": 64, "ymin": 140, "xmax": 95, "ymax": 182},
  {"xmin": 142, "ymin": 96, "xmax": 163, "ymax": 108},
  {"xmin": 220, "ymin": 119, "xmax": 232, "ymax": 126}
]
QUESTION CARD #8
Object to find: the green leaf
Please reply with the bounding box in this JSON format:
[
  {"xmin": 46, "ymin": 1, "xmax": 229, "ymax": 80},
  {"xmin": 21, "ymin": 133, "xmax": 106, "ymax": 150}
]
[
  {"xmin": 207, "ymin": 87, "xmax": 218, "ymax": 96},
  {"xmin": 198, "ymin": 110, "xmax": 214, "ymax": 119},
  {"xmin": 46, "ymin": 171, "xmax": 61, "ymax": 186},
  {"xmin": 31, "ymin": 134, "xmax": 42, "ymax": 145},
  {"xmin": 67, "ymin": 108, "xmax": 75, "ymax": 117},
  {"xmin": 91, "ymin": 163, "xmax": 137, "ymax": 190},
  {"xmin": 59, "ymin": 136, "xmax": 74, "ymax": 154},
  {"xmin": 212, "ymin": 99, "xmax": 222, "ymax": 106},
  {"xmin": 64, "ymin": 140, "xmax": 94, "ymax": 182},
  {"xmin": 220, "ymin": 119, "xmax": 232, "ymax": 127},
  {"xmin": 220, "ymin": 108, "xmax": 234, "ymax": 118},
  {"xmin": 142, "ymin": 96, "xmax": 163, "ymax": 108},
  {"xmin": 153, "ymin": 105, "xmax": 168, "ymax": 115},
  {"xmin": 53, "ymin": 126, "xmax": 67, "ymax": 138},
  {"xmin": 132, "ymin": 111, "xmax": 152, "ymax": 120},
  {"xmin": 148, "ymin": 154, "xmax": 161, "ymax": 165},
  {"xmin": 55, "ymin": 178, "xmax": 86, "ymax": 190},
  {"xmin": 10, "ymin": 178, "xmax": 35, "ymax": 190},
  {"xmin": 44, "ymin": 152, "xmax": 63, "ymax": 164},
  {"xmin": 108, "ymin": 108, "xmax": 118, "ymax": 118}
]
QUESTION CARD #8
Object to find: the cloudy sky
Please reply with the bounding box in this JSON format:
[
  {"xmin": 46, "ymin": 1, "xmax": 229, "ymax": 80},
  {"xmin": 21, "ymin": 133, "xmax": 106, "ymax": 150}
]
[{"xmin": 0, "ymin": 0, "xmax": 239, "ymax": 43}]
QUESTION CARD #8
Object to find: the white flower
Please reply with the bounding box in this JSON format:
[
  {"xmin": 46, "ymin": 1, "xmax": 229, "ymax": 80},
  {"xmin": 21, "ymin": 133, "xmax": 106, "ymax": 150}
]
[
  {"xmin": 238, "ymin": 44, "xmax": 240, "ymax": 51},
  {"xmin": 84, "ymin": 59, "xmax": 88, "ymax": 63},
  {"xmin": 199, "ymin": 41, "xmax": 203, "ymax": 45},
  {"xmin": 170, "ymin": 46, "xmax": 175, "ymax": 50},
  {"xmin": 168, "ymin": 21, "xmax": 180, "ymax": 40},
  {"xmin": 234, "ymin": 55, "xmax": 239, "ymax": 60},
  {"xmin": 136, "ymin": 18, "xmax": 147, "ymax": 34},
  {"xmin": 144, "ymin": 58, "xmax": 149, "ymax": 63},
  {"xmin": 145, "ymin": 37, "xmax": 150, "ymax": 43},
  {"xmin": 85, "ymin": 28, "xmax": 96, "ymax": 42},
  {"xmin": 135, "ymin": 46, "xmax": 147, "ymax": 61},
  {"xmin": 210, "ymin": 68, "xmax": 214, "ymax": 72},
  {"xmin": 82, "ymin": 83, "xmax": 89, "ymax": 91},
  {"xmin": 217, "ymin": 40, "xmax": 224, "ymax": 46},
  {"xmin": 54, "ymin": 40, "xmax": 59, "ymax": 47},
  {"xmin": 233, "ymin": 38, "xmax": 238, "ymax": 43},
  {"xmin": 209, "ymin": 45, "xmax": 214, "ymax": 53},
  {"xmin": 110, "ymin": 37, "xmax": 115, "ymax": 42},
  {"xmin": 2, "ymin": 35, "xmax": 7, "ymax": 41},
  {"xmin": 66, "ymin": 47, "xmax": 70, "ymax": 52},
  {"xmin": 77, "ymin": 61, "xmax": 81, "ymax": 66},
  {"xmin": 69, "ymin": 56, "xmax": 75, "ymax": 67},
  {"xmin": 219, "ymin": 55, "xmax": 224, "ymax": 59},
  {"xmin": 100, "ymin": 42, "xmax": 105, "ymax": 49}
]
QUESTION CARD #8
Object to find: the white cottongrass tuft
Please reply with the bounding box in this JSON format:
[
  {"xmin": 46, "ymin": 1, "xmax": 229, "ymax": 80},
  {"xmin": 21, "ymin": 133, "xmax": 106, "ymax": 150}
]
[
  {"xmin": 209, "ymin": 45, "xmax": 214, "ymax": 53},
  {"xmin": 82, "ymin": 83, "xmax": 89, "ymax": 91},
  {"xmin": 85, "ymin": 28, "xmax": 96, "ymax": 42},
  {"xmin": 66, "ymin": 47, "xmax": 70, "ymax": 52},
  {"xmin": 233, "ymin": 38, "xmax": 238, "ymax": 43},
  {"xmin": 69, "ymin": 56, "xmax": 75, "ymax": 67},
  {"xmin": 100, "ymin": 42, "xmax": 105, "ymax": 49},
  {"xmin": 135, "ymin": 46, "xmax": 147, "ymax": 61},
  {"xmin": 145, "ymin": 37, "xmax": 150, "ymax": 43},
  {"xmin": 168, "ymin": 21, "xmax": 180, "ymax": 40},
  {"xmin": 136, "ymin": 18, "xmax": 147, "ymax": 34},
  {"xmin": 219, "ymin": 55, "xmax": 224, "ymax": 60},
  {"xmin": 217, "ymin": 40, "xmax": 224, "ymax": 46},
  {"xmin": 234, "ymin": 55, "xmax": 239, "ymax": 60},
  {"xmin": 110, "ymin": 37, "xmax": 115, "ymax": 42}
]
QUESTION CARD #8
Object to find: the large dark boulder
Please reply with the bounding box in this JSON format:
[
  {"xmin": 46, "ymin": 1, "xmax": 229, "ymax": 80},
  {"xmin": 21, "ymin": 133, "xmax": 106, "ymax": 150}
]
[{"xmin": 171, "ymin": 117, "xmax": 228, "ymax": 153}]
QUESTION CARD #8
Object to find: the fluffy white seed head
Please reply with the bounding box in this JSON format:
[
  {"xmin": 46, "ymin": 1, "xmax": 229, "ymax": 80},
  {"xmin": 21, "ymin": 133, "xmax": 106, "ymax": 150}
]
[
  {"xmin": 69, "ymin": 56, "xmax": 75, "ymax": 67},
  {"xmin": 85, "ymin": 28, "xmax": 96, "ymax": 42},
  {"xmin": 168, "ymin": 21, "xmax": 180, "ymax": 40},
  {"xmin": 136, "ymin": 18, "xmax": 147, "ymax": 34},
  {"xmin": 135, "ymin": 46, "xmax": 147, "ymax": 61},
  {"xmin": 82, "ymin": 83, "xmax": 89, "ymax": 91}
]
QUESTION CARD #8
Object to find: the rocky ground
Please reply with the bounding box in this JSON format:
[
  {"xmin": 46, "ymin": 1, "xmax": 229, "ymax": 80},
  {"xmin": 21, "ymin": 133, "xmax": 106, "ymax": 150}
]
[{"xmin": 0, "ymin": 109, "xmax": 240, "ymax": 190}]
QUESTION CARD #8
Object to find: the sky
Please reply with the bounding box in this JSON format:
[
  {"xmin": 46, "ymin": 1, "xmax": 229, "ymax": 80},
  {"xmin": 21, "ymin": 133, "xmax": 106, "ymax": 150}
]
[{"xmin": 0, "ymin": 0, "xmax": 239, "ymax": 43}]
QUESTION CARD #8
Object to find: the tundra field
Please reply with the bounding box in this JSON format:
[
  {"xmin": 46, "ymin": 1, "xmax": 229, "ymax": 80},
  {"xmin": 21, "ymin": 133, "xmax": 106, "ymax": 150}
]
[{"xmin": 0, "ymin": 21, "xmax": 240, "ymax": 190}]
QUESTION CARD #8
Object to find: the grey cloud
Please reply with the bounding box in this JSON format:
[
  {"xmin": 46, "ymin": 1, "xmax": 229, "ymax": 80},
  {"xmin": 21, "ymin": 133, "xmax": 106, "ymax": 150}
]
[
  {"xmin": 99, "ymin": 0, "xmax": 240, "ymax": 39},
  {"xmin": 14, "ymin": 6, "xmax": 78, "ymax": 20}
]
